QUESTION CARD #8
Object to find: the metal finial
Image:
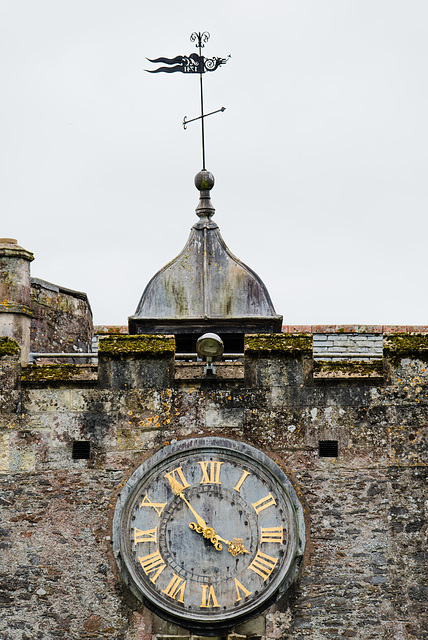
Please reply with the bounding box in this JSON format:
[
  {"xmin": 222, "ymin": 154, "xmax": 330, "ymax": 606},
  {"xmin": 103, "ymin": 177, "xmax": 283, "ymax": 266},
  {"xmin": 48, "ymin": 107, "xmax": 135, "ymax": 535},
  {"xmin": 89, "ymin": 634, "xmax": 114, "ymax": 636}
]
[
  {"xmin": 190, "ymin": 32, "xmax": 210, "ymax": 48},
  {"xmin": 193, "ymin": 170, "xmax": 217, "ymax": 229}
]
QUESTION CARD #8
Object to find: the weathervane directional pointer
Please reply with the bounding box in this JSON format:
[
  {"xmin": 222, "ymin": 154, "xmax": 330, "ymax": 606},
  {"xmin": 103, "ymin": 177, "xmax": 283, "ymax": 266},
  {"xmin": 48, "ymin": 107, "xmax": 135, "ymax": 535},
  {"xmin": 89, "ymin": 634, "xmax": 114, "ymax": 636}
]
[
  {"xmin": 182, "ymin": 107, "xmax": 226, "ymax": 130},
  {"xmin": 146, "ymin": 32, "xmax": 230, "ymax": 170}
]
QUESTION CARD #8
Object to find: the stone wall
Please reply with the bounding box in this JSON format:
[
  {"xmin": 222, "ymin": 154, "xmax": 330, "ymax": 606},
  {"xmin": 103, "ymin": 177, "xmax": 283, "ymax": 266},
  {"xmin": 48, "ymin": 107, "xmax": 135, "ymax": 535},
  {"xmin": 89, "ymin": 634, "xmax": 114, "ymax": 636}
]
[
  {"xmin": 0, "ymin": 334, "xmax": 427, "ymax": 640},
  {"xmin": 30, "ymin": 278, "xmax": 93, "ymax": 355}
]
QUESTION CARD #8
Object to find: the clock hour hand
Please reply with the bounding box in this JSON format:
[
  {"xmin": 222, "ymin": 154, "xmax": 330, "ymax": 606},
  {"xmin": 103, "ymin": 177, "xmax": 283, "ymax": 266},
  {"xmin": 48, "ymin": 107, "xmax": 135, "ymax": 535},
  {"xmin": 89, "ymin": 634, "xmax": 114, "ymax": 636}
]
[{"xmin": 215, "ymin": 534, "xmax": 249, "ymax": 556}]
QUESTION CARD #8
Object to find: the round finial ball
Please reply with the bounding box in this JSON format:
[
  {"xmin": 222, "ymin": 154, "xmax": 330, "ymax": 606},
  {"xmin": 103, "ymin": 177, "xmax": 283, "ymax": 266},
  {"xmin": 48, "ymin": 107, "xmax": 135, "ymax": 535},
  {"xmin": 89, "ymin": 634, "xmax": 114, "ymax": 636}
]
[{"xmin": 194, "ymin": 170, "xmax": 215, "ymax": 191}]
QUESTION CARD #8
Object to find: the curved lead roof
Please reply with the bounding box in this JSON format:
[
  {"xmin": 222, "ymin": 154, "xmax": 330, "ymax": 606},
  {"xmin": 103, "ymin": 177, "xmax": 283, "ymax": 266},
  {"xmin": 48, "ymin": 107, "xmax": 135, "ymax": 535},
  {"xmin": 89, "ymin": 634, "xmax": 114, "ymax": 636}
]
[{"xmin": 129, "ymin": 171, "xmax": 281, "ymax": 324}]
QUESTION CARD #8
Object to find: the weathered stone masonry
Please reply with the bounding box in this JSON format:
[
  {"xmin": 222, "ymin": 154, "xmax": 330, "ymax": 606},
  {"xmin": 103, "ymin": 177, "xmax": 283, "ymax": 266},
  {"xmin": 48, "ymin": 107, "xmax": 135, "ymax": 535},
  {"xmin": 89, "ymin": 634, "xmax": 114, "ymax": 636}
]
[{"xmin": 0, "ymin": 333, "xmax": 427, "ymax": 640}]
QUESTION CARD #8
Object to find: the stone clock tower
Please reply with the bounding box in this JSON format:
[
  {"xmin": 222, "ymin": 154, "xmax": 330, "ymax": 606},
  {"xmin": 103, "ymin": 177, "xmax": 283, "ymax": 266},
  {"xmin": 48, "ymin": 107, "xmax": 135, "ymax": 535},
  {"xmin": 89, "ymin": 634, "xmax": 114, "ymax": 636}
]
[{"xmin": 0, "ymin": 168, "xmax": 426, "ymax": 640}]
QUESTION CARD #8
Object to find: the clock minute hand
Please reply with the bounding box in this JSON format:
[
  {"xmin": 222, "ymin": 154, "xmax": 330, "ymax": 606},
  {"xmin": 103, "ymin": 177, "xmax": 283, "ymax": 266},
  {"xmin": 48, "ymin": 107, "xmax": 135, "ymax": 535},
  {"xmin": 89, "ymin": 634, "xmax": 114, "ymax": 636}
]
[
  {"xmin": 165, "ymin": 476, "xmax": 209, "ymax": 530},
  {"xmin": 179, "ymin": 493, "xmax": 208, "ymax": 530}
]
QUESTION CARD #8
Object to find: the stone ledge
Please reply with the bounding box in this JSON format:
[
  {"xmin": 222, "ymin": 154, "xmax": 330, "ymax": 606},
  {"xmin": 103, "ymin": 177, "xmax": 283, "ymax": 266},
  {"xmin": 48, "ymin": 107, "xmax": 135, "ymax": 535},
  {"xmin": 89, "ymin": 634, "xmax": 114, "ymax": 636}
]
[
  {"xmin": 383, "ymin": 333, "xmax": 428, "ymax": 364},
  {"xmin": 245, "ymin": 333, "xmax": 312, "ymax": 355},
  {"xmin": 21, "ymin": 363, "xmax": 98, "ymax": 384},
  {"xmin": 175, "ymin": 362, "xmax": 244, "ymax": 380},
  {"xmin": 0, "ymin": 301, "xmax": 33, "ymax": 317},
  {"xmin": 98, "ymin": 334, "xmax": 175, "ymax": 357},
  {"xmin": 313, "ymin": 360, "xmax": 384, "ymax": 380}
]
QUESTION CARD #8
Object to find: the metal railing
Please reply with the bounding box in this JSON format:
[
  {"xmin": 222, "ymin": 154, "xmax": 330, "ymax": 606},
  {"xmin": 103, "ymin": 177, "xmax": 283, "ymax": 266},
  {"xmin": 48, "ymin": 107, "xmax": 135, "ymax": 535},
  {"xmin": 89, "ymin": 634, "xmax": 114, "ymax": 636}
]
[{"xmin": 28, "ymin": 353, "xmax": 97, "ymax": 363}]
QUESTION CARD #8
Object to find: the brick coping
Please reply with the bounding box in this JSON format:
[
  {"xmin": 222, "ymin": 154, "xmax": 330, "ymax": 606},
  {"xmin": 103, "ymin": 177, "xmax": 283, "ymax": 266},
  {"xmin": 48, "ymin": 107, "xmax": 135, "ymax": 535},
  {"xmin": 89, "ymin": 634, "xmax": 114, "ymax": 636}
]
[
  {"xmin": 95, "ymin": 325, "xmax": 428, "ymax": 335},
  {"xmin": 283, "ymin": 325, "xmax": 428, "ymax": 333}
]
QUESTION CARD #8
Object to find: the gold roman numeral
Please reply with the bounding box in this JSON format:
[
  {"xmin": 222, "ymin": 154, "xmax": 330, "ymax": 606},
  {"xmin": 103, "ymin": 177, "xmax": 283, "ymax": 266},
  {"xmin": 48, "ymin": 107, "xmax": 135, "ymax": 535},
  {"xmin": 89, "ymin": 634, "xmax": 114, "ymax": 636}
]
[
  {"xmin": 164, "ymin": 466, "xmax": 190, "ymax": 495},
  {"xmin": 251, "ymin": 492, "xmax": 276, "ymax": 514},
  {"xmin": 199, "ymin": 461, "xmax": 223, "ymax": 484},
  {"xmin": 162, "ymin": 574, "xmax": 186, "ymax": 603},
  {"xmin": 234, "ymin": 578, "xmax": 252, "ymax": 601},
  {"xmin": 138, "ymin": 550, "xmax": 166, "ymax": 584},
  {"xmin": 248, "ymin": 550, "xmax": 278, "ymax": 581},
  {"xmin": 233, "ymin": 469, "xmax": 250, "ymax": 493},
  {"xmin": 134, "ymin": 527, "xmax": 158, "ymax": 545},
  {"xmin": 260, "ymin": 526, "xmax": 283, "ymax": 544},
  {"xmin": 200, "ymin": 584, "xmax": 220, "ymax": 608},
  {"xmin": 140, "ymin": 493, "xmax": 167, "ymax": 517}
]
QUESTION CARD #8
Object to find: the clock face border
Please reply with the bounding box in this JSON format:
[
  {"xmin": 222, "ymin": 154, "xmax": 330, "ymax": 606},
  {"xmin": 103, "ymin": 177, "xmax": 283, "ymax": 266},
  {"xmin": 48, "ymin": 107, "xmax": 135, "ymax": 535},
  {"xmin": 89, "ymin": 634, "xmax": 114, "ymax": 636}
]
[{"xmin": 112, "ymin": 437, "xmax": 305, "ymax": 632}]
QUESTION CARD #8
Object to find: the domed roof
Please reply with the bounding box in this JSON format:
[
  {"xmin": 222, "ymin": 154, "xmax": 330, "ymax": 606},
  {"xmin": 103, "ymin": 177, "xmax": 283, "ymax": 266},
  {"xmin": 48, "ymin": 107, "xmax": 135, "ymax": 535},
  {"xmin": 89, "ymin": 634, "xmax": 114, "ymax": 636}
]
[{"xmin": 128, "ymin": 171, "xmax": 282, "ymax": 334}]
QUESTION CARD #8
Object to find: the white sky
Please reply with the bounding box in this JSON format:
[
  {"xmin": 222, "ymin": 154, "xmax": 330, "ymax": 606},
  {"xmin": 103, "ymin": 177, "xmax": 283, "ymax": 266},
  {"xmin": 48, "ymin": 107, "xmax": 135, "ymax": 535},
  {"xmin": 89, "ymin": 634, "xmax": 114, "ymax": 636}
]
[{"xmin": 1, "ymin": 0, "xmax": 428, "ymax": 326}]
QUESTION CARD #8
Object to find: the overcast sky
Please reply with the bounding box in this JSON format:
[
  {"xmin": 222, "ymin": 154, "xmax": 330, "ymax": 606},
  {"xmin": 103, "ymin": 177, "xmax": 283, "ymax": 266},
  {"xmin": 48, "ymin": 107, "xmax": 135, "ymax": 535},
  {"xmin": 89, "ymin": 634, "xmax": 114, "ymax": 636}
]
[{"xmin": 1, "ymin": 1, "xmax": 428, "ymax": 326}]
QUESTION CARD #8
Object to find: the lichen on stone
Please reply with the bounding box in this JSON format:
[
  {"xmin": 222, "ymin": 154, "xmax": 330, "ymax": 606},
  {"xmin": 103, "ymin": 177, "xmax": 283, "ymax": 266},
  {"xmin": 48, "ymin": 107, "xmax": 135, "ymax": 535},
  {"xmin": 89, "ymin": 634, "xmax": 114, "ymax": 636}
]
[
  {"xmin": 244, "ymin": 333, "xmax": 312, "ymax": 355},
  {"xmin": 0, "ymin": 337, "xmax": 20, "ymax": 357},
  {"xmin": 22, "ymin": 363, "xmax": 80, "ymax": 382},
  {"xmin": 98, "ymin": 334, "xmax": 175, "ymax": 357},
  {"xmin": 384, "ymin": 333, "xmax": 428, "ymax": 366},
  {"xmin": 21, "ymin": 363, "xmax": 97, "ymax": 383},
  {"xmin": 314, "ymin": 359, "xmax": 384, "ymax": 378}
]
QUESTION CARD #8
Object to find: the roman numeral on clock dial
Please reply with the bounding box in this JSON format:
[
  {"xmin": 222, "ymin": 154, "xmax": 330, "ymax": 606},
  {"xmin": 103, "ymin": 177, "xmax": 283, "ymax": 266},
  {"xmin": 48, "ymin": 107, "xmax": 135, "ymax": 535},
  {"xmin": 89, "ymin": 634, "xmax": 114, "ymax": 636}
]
[
  {"xmin": 260, "ymin": 526, "xmax": 284, "ymax": 544},
  {"xmin": 200, "ymin": 584, "xmax": 220, "ymax": 608},
  {"xmin": 164, "ymin": 466, "xmax": 190, "ymax": 494},
  {"xmin": 134, "ymin": 527, "xmax": 157, "ymax": 544},
  {"xmin": 233, "ymin": 469, "xmax": 250, "ymax": 493},
  {"xmin": 138, "ymin": 550, "xmax": 166, "ymax": 583},
  {"xmin": 140, "ymin": 494, "xmax": 166, "ymax": 516},
  {"xmin": 198, "ymin": 460, "xmax": 223, "ymax": 484},
  {"xmin": 234, "ymin": 578, "xmax": 252, "ymax": 601},
  {"xmin": 248, "ymin": 550, "xmax": 278, "ymax": 581},
  {"xmin": 162, "ymin": 574, "xmax": 186, "ymax": 603},
  {"xmin": 251, "ymin": 492, "xmax": 277, "ymax": 514}
]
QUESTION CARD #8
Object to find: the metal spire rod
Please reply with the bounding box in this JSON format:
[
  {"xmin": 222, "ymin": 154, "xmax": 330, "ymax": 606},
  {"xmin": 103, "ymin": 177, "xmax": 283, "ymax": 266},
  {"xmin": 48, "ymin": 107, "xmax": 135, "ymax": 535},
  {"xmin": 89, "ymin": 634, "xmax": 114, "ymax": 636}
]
[{"xmin": 191, "ymin": 32, "xmax": 209, "ymax": 170}]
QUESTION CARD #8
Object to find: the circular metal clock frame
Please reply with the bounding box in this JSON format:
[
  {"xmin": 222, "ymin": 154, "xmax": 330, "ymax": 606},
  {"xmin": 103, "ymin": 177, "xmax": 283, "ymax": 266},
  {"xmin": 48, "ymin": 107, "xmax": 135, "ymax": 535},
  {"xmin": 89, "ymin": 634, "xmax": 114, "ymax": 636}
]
[{"xmin": 112, "ymin": 437, "xmax": 305, "ymax": 632}]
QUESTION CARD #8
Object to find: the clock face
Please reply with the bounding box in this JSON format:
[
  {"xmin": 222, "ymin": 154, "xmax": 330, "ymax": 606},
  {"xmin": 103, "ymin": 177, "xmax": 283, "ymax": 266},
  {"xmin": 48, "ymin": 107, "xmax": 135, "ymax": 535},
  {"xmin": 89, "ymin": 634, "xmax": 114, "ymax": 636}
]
[{"xmin": 113, "ymin": 438, "xmax": 305, "ymax": 631}]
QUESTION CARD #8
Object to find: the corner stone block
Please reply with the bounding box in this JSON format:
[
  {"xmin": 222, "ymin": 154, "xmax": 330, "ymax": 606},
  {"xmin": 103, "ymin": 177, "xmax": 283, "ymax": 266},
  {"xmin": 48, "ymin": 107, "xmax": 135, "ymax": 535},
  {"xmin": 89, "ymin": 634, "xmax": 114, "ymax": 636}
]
[
  {"xmin": 244, "ymin": 334, "xmax": 312, "ymax": 387},
  {"xmin": 0, "ymin": 432, "xmax": 9, "ymax": 472},
  {"xmin": 0, "ymin": 337, "xmax": 21, "ymax": 390},
  {"xmin": 97, "ymin": 334, "xmax": 175, "ymax": 389}
]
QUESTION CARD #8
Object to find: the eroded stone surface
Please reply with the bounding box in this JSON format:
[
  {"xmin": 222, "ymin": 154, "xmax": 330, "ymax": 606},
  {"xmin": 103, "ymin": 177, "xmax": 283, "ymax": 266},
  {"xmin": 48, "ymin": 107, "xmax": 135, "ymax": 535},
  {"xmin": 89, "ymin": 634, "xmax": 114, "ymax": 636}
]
[{"xmin": 0, "ymin": 346, "xmax": 427, "ymax": 640}]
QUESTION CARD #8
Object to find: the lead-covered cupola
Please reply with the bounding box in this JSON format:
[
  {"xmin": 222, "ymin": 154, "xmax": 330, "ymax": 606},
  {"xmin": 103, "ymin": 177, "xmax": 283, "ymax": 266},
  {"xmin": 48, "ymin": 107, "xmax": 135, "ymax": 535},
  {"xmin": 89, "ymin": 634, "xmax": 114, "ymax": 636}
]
[{"xmin": 128, "ymin": 170, "xmax": 282, "ymax": 352}]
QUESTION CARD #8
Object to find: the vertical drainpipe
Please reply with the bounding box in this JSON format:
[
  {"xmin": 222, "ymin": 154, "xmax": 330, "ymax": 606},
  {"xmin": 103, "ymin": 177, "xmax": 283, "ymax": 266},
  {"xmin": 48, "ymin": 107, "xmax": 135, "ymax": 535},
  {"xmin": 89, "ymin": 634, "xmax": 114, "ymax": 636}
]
[{"xmin": 0, "ymin": 239, "xmax": 34, "ymax": 363}]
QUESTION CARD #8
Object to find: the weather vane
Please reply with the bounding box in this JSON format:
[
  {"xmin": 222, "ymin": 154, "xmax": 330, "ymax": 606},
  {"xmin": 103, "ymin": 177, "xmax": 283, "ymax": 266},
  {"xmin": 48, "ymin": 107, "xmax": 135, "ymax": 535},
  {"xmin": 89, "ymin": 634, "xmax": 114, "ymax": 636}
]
[{"xmin": 146, "ymin": 32, "xmax": 230, "ymax": 171}]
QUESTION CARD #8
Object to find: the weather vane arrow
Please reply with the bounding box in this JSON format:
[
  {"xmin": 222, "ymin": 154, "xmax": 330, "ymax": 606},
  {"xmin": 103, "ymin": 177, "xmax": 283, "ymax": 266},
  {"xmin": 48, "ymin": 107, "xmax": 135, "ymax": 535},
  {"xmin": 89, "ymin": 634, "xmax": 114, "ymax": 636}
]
[{"xmin": 146, "ymin": 31, "xmax": 230, "ymax": 170}]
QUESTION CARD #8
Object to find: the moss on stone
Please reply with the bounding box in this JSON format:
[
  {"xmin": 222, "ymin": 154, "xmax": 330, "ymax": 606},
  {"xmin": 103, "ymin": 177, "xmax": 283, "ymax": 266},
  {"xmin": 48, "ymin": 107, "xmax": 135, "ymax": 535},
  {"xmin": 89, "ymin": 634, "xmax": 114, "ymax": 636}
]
[
  {"xmin": 384, "ymin": 333, "xmax": 428, "ymax": 365},
  {"xmin": 244, "ymin": 333, "xmax": 312, "ymax": 355},
  {"xmin": 21, "ymin": 363, "xmax": 82, "ymax": 382},
  {"xmin": 0, "ymin": 337, "xmax": 20, "ymax": 357},
  {"xmin": 98, "ymin": 334, "xmax": 175, "ymax": 357},
  {"xmin": 314, "ymin": 359, "xmax": 384, "ymax": 378}
]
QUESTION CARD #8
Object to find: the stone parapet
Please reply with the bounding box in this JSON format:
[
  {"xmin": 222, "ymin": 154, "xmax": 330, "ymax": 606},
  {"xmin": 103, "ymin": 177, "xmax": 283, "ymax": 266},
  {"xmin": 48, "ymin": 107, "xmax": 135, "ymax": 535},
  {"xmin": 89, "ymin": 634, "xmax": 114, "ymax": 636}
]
[{"xmin": 97, "ymin": 335, "xmax": 175, "ymax": 389}]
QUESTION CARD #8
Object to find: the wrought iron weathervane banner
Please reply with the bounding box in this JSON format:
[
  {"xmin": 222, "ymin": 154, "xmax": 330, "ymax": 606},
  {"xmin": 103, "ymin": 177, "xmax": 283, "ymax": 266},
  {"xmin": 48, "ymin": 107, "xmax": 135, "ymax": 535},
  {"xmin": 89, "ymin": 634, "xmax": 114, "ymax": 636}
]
[{"xmin": 146, "ymin": 32, "xmax": 229, "ymax": 170}]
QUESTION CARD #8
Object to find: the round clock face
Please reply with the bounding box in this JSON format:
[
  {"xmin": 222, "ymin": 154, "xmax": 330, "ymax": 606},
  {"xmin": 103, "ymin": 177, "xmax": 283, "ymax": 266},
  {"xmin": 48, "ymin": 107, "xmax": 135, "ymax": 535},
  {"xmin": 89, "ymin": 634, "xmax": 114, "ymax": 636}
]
[{"xmin": 113, "ymin": 438, "xmax": 305, "ymax": 631}]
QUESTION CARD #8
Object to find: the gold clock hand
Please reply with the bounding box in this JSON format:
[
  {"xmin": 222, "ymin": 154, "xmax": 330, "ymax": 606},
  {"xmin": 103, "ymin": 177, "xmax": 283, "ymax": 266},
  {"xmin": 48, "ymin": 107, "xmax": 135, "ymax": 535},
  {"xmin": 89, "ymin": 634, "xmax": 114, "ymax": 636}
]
[
  {"xmin": 165, "ymin": 475, "xmax": 210, "ymax": 532},
  {"xmin": 165, "ymin": 475, "xmax": 248, "ymax": 555},
  {"xmin": 215, "ymin": 534, "xmax": 249, "ymax": 556},
  {"xmin": 179, "ymin": 493, "xmax": 208, "ymax": 530}
]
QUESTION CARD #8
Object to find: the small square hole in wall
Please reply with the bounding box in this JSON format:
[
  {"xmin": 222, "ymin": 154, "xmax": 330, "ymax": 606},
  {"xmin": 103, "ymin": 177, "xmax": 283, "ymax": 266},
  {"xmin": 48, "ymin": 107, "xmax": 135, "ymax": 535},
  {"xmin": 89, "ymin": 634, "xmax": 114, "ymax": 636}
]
[
  {"xmin": 319, "ymin": 440, "xmax": 338, "ymax": 458},
  {"xmin": 72, "ymin": 441, "xmax": 91, "ymax": 460}
]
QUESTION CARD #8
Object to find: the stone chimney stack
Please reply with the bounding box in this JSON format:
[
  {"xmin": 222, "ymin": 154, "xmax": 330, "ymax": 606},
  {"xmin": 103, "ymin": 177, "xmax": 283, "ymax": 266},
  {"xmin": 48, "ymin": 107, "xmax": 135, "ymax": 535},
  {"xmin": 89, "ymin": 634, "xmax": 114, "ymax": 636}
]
[{"xmin": 0, "ymin": 239, "xmax": 34, "ymax": 362}]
